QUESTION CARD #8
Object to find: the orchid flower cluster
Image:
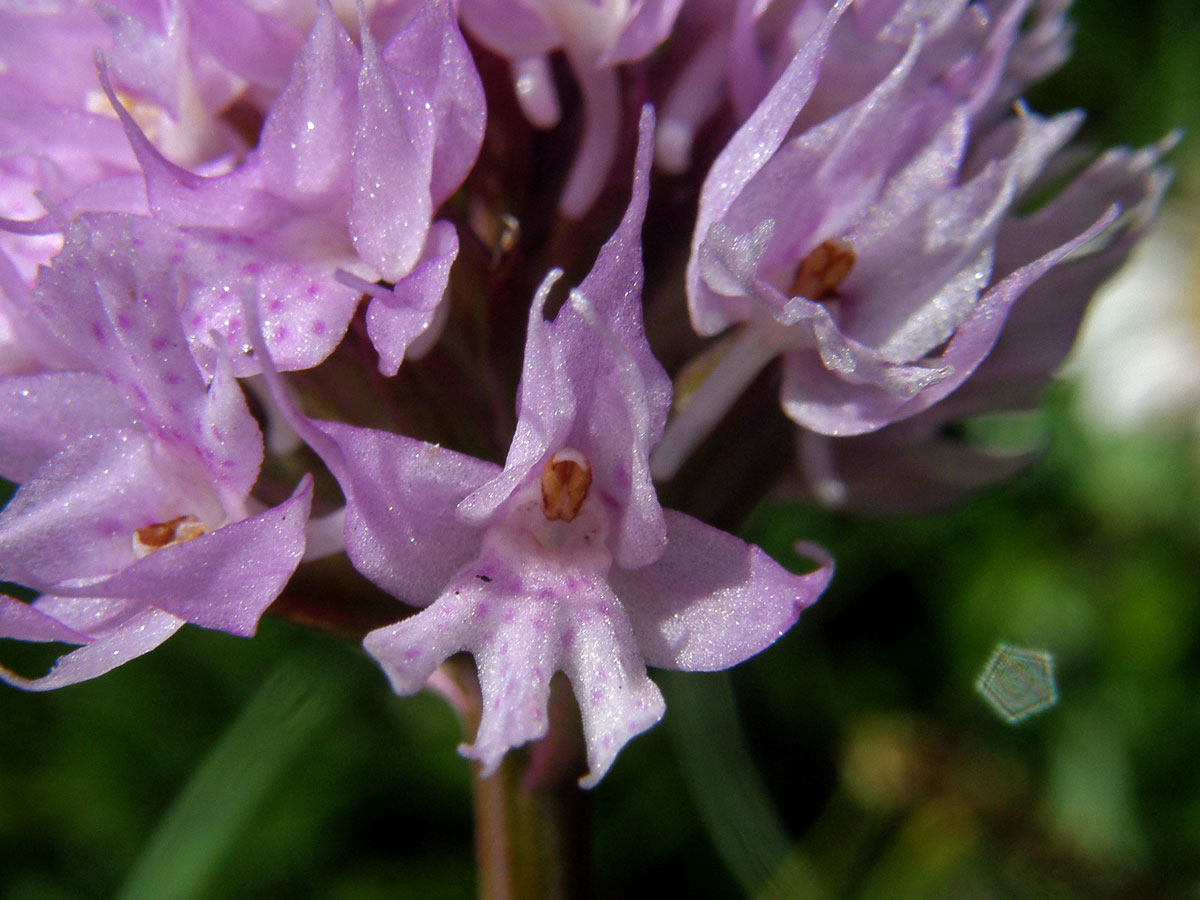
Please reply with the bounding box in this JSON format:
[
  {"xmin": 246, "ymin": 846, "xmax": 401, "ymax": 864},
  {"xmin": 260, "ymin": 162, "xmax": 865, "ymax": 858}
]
[{"xmin": 0, "ymin": 0, "xmax": 1170, "ymax": 785}]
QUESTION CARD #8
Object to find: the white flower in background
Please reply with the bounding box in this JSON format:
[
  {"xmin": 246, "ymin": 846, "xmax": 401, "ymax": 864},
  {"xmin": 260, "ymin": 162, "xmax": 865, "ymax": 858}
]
[{"xmin": 1070, "ymin": 200, "xmax": 1200, "ymax": 435}]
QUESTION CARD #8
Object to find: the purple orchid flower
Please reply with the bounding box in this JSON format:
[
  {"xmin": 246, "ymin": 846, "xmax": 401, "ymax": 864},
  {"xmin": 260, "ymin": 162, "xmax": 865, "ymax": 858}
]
[
  {"xmin": 0, "ymin": 0, "xmax": 288, "ymax": 374},
  {"xmin": 254, "ymin": 109, "xmax": 831, "ymax": 784},
  {"xmin": 784, "ymin": 134, "xmax": 1173, "ymax": 512},
  {"xmin": 83, "ymin": 0, "xmax": 483, "ymax": 377},
  {"xmin": 0, "ymin": 214, "xmax": 310, "ymax": 689},
  {"xmin": 652, "ymin": 0, "xmax": 1124, "ymax": 478}
]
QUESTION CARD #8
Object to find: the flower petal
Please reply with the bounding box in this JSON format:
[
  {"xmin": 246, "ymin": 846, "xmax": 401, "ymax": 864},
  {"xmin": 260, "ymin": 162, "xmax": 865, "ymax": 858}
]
[
  {"xmin": 258, "ymin": 1, "xmax": 360, "ymax": 204},
  {"xmin": 0, "ymin": 372, "xmax": 134, "ymax": 483},
  {"xmin": 363, "ymin": 219, "xmax": 459, "ymax": 376},
  {"xmin": 613, "ymin": 510, "xmax": 832, "ymax": 671},
  {"xmin": 319, "ymin": 421, "xmax": 499, "ymax": 606},
  {"xmin": 82, "ymin": 475, "xmax": 313, "ymax": 636},
  {"xmin": 365, "ymin": 551, "xmax": 665, "ymax": 786},
  {"xmin": 0, "ymin": 607, "xmax": 183, "ymax": 691}
]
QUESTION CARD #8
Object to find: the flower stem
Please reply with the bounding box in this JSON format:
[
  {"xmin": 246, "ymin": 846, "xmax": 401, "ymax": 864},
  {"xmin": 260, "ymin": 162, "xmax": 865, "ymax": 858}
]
[
  {"xmin": 471, "ymin": 749, "xmax": 590, "ymax": 900},
  {"xmin": 651, "ymin": 318, "xmax": 790, "ymax": 482},
  {"xmin": 443, "ymin": 663, "xmax": 591, "ymax": 900}
]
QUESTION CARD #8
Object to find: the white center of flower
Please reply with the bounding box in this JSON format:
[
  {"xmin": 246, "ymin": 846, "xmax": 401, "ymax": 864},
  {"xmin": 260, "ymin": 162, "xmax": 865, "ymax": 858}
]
[
  {"xmin": 132, "ymin": 514, "xmax": 208, "ymax": 560},
  {"xmin": 491, "ymin": 448, "xmax": 610, "ymax": 563}
]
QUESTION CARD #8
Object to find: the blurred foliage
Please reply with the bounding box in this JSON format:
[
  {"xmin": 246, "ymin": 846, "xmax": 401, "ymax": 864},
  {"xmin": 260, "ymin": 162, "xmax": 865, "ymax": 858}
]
[{"xmin": 4, "ymin": 2, "xmax": 1200, "ymax": 898}]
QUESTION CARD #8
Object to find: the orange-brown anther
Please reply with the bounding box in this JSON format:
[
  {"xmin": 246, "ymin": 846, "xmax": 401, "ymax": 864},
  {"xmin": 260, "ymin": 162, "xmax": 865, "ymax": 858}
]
[
  {"xmin": 540, "ymin": 449, "xmax": 593, "ymax": 523},
  {"xmin": 791, "ymin": 240, "xmax": 857, "ymax": 300},
  {"xmin": 133, "ymin": 514, "xmax": 207, "ymax": 557}
]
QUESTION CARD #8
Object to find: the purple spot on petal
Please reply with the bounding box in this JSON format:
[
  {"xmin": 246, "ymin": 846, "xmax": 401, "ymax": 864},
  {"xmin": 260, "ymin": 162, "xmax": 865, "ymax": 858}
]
[
  {"xmin": 307, "ymin": 283, "xmax": 320, "ymax": 297},
  {"xmin": 115, "ymin": 313, "xmax": 131, "ymax": 329},
  {"xmin": 95, "ymin": 517, "xmax": 123, "ymax": 538},
  {"xmin": 312, "ymin": 320, "xmax": 326, "ymax": 335},
  {"xmin": 403, "ymin": 647, "xmax": 421, "ymax": 661},
  {"xmin": 503, "ymin": 609, "xmax": 516, "ymax": 624},
  {"xmin": 91, "ymin": 321, "xmax": 106, "ymax": 344},
  {"xmin": 474, "ymin": 602, "xmax": 489, "ymax": 618},
  {"xmin": 169, "ymin": 401, "xmax": 183, "ymax": 415},
  {"xmin": 269, "ymin": 298, "xmax": 284, "ymax": 312},
  {"xmin": 165, "ymin": 372, "xmax": 181, "ymax": 386},
  {"xmin": 591, "ymin": 688, "xmax": 604, "ymax": 706}
]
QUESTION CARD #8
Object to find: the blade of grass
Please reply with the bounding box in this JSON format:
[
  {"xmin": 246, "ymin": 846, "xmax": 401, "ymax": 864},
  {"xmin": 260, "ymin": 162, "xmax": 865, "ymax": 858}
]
[
  {"xmin": 113, "ymin": 654, "xmax": 340, "ymax": 900},
  {"xmin": 663, "ymin": 671, "xmax": 832, "ymax": 900}
]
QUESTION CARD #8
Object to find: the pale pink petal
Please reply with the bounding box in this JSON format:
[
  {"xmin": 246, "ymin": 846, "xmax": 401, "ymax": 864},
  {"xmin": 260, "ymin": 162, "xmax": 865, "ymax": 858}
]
[
  {"xmin": 86, "ymin": 476, "xmax": 312, "ymax": 636},
  {"xmin": 258, "ymin": 1, "xmax": 361, "ymax": 204},
  {"xmin": 613, "ymin": 510, "xmax": 832, "ymax": 671},
  {"xmin": 0, "ymin": 372, "xmax": 134, "ymax": 483},
  {"xmin": 0, "ymin": 608, "xmax": 183, "ymax": 691},
  {"xmin": 349, "ymin": 13, "xmax": 434, "ymax": 281},
  {"xmin": 363, "ymin": 219, "xmax": 459, "ymax": 376}
]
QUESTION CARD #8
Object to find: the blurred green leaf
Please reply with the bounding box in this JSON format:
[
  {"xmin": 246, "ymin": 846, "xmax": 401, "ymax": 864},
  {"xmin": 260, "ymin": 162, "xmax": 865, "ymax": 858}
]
[{"xmin": 112, "ymin": 655, "xmax": 342, "ymax": 900}]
